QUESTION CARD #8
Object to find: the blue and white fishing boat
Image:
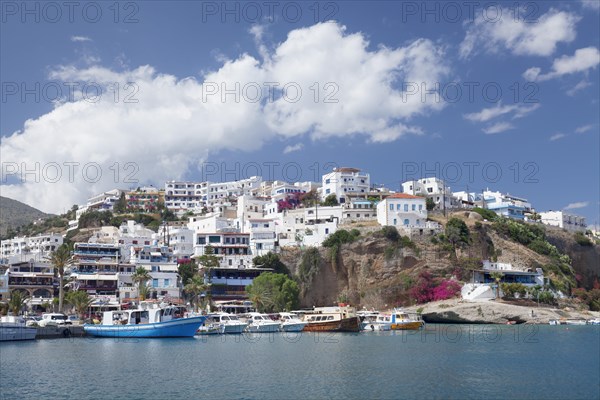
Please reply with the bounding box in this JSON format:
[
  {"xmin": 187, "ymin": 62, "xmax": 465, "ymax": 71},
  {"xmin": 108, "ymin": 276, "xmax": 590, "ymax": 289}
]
[{"xmin": 84, "ymin": 303, "xmax": 205, "ymax": 338}]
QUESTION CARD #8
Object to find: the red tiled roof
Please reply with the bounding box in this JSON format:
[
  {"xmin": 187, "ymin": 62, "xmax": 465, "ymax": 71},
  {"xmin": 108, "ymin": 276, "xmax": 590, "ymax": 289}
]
[{"xmin": 386, "ymin": 193, "xmax": 422, "ymax": 199}]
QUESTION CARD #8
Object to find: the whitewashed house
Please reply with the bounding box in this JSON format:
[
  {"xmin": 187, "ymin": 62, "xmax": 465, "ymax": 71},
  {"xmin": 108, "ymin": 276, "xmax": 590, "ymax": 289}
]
[
  {"xmin": 539, "ymin": 211, "xmax": 587, "ymax": 232},
  {"xmin": 321, "ymin": 167, "xmax": 370, "ymax": 204},
  {"xmin": 377, "ymin": 194, "xmax": 427, "ymax": 228}
]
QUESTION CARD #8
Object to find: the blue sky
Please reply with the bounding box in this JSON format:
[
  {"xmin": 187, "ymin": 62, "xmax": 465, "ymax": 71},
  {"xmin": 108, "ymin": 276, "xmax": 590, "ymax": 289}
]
[{"xmin": 1, "ymin": 1, "xmax": 599, "ymax": 226}]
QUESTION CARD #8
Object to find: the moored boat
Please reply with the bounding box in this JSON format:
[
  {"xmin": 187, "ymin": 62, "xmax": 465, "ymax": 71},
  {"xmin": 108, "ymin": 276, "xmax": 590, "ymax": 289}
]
[
  {"xmin": 244, "ymin": 312, "xmax": 280, "ymax": 333},
  {"xmin": 362, "ymin": 313, "xmax": 392, "ymax": 332},
  {"xmin": 209, "ymin": 312, "xmax": 248, "ymax": 334},
  {"xmin": 279, "ymin": 312, "xmax": 307, "ymax": 332},
  {"xmin": 83, "ymin": 304, "xmax": 205, "ymax": 338},
  {"xmin": 587, "ymin": 318, "xmax": 600, "ymax": 325},
  {"xmin": 299, "ymin": 306, "xmax": 361, "ymax": 332},
  {"xmin": 389, "ymin": 309, "xmax": 425, "ymax": 330},
  {"xmin": 0, "ymin": 316, "xmax": 37, "ymax": 341}
]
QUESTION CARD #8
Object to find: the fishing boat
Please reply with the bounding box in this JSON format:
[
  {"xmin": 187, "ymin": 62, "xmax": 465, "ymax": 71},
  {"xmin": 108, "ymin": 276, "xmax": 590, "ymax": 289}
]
[
  {"xmin": 83, "ymin": 303, "xmax": 205, "ymax": 338},
  {"xmin": 0, "ymin": 316, "xmax": 37, "ymax": 341},
  {"xmin": 358, "ymin": 310, "xmax": 379, "ymax": 331},
  {"xmin": 299, "ymin": 306, "xmax": 361, "ymax": 332},
  {"xmin": 196, "ymin": 315, "xmax": 225, "ymax": 335},
  {"xmin": 244, "ymin": 312, "xmax": 280, "ymax": 333},
  {"xmin": 208, "ymin": 312, "xmax": 248, "ymax": 334},
  {"xmin": 279, "ymin": 312, "xmax": 307, "ymax": 332},
  {"xmin": 361, "ymin": 313, "xmax": 393, "ymax": 332},
  {"xmin": 389, "ymin": 309, "xmax": 425, "ymax": 330}
]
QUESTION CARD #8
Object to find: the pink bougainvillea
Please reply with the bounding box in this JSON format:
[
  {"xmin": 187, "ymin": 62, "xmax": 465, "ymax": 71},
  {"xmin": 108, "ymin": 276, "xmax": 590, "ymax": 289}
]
[{"xmin": 432, "ymin": 279, "xmax": 462, "ymax": 301}]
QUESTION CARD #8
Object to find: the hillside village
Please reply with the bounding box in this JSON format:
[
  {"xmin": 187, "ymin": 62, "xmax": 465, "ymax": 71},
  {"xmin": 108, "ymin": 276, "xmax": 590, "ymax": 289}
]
[{"xmin": 1, "ymin": 167, "xmax": 598, "ymax": 318}]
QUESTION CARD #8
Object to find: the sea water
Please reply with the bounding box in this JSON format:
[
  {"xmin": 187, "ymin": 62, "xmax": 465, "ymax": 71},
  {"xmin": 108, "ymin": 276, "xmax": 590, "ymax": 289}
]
[{"xmin": 1, "ymin": 325, "xmax": 599, "ymax": 399}]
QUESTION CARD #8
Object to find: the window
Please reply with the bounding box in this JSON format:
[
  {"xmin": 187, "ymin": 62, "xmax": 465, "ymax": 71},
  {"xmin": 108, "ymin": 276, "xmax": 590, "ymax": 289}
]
[
  {"xmin": 198, "ymin": 237, "xmax": 206, "ymax": 245},
  {"xmin": 326, "ymin": 189, "xmax": 331, "ymax": 194},
  {"xmin": 404, "ymin": 204, "xmax": 408, "ymax": 212},
  {"xmin": 397, "ymin": 204, "xmax": 401, "ymax": 210},
  {"xmin": 325, "ymin": 228, "xmax": 329, "ymax": 234},
  {"xmin": 152, "ymin": 279, "xmax": 158, "ymax": 288},
  {"xmin": 412, "ymin": 204, "xmax": 416, "ymax": 211},
  {"xmin": 404, "ymin": 219, "xmax": 409, "ymax": 226},
  {"xmin": 390, "ymin": 204, "xmax": 394, "ymax": 211},
  {"xmin": 164, "ymin": 279, "xmax": 170, "ymax": 287},
  {"xmin": 419, "ymin": 205, "xmax": 423, "ymax": 211},
  {"xmin": 393, "ymin": 218, "xmax": 397, "ymax": 225},
  {"xmin": 209, "ymin": 236, "xmax": 220, "ymax": 243},
  {"xmin": 325, "ymin": 179, "xmax": 330, "ymax": 184}
]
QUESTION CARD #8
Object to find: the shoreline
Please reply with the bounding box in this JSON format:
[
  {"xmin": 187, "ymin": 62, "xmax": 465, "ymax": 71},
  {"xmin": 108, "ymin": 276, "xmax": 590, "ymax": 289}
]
[{"xmin": 404, "ymin": 298, "xmax": 600, "ymax": 325}]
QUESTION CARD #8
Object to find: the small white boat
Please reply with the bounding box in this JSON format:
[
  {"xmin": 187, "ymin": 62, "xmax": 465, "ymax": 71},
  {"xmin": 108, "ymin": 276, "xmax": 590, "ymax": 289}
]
[
  {"xmin": 196, "ymin": 315, "xmax": 225, "ymax": 335},
  {"xmin": 279, "ymin": 312, "xmax": 307, "ymax": 332},
  {"xmin": 244, "ymin": 312, "xmax": 280, "ymax": 333},
  {"xmin": 587, "ymin": 318, "xmax": 600, "ymax": 325},
  {"xmin": 362, "ymin": 313, "xmax": 392, "ymax": 332},
  {"xmin": 0, "ymin": 316, "xmax": 37, "ymax": 341},
  {"xmin": 210, "ymin": 313, "xmax": 248, "ymax": 334}
]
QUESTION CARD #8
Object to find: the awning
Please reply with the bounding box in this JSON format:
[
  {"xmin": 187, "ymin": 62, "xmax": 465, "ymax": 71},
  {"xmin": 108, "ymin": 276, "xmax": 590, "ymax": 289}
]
[{"xmin": 150, "ymin": 252, "xmax": 162, "ymax": 256}]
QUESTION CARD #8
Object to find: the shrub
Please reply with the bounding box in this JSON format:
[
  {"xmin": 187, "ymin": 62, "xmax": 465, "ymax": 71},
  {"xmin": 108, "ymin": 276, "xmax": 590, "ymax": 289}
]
[
  {"xmin": 472, "ymin": 207, "xmax": 498, "ymax": 221},
  {"xmin": 574, "ymin": 232, "xmax": 593, "ymax": 247},
  {"xmin": 432, "ymin": 280, "xmax": 462, "ymax": 301}
]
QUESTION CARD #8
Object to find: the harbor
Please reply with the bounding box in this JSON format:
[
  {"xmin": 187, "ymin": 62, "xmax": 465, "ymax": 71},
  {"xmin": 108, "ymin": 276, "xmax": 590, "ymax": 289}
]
[{"xmin": 1, "ymin": 324, "xmax": 599, "ymax": 400}]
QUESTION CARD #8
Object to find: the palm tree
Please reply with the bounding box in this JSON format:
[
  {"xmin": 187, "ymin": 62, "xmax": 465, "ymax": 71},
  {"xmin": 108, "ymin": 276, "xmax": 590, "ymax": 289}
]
[
  {"xmin": 132, "ymin": 267, "xmax": 152, "ymax": 301},
  {"xmin": 184, "ymin": 274, "xmax": 208, "ymax": 313},
  {"xmin": 489, "ymin": 271, "xmax": 504, "ymax": 299},
  {"xmin": 9, "ymin": 290, "xmax": 29, "ymax": 315},
  {"xmin": 48, "ymin": 244, "xmax": 71, "ymax": 313},
  {"xmin": 246, "ymin": 285, "xmax": 274, "ymax": 313},
  {"xmin": 65, "ymin": 290, "xmax": 93, "ymax": 320}
]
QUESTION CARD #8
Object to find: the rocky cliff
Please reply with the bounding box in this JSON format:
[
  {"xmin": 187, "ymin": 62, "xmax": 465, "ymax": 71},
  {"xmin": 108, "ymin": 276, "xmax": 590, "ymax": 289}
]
[{"xmin": 279, "ymin": 212, "xmax": 599, "ymax": 312}]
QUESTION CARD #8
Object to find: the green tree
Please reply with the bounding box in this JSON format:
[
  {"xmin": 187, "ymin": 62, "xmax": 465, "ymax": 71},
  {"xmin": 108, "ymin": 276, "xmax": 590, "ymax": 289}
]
[
  {"xmin": 184, "ymin": 275, "xmax": 208, "ymax": 313},
  {"xmin": 65, "ymin": 290, "xmax": 93, "ymax": 320},
  {"xmin": 445, "ymin": 218, "xmax": 471, "ymax": 252},
  {"xmin": 246, "ymin": 272, "xmax": 299, "ymax": 313},
  {"xmin": 114, "ymin": 192, "xmax": 127, "ymax": 213},
  {"xmin": 252, "ymin": 252, "xmax": 290, "ymax": 275},
  {"xmin": 132, "ymin": 267, "xmax": 152, "ymax": 301},
  {"xmin": 8, "ymin": 291, "xmax": 29, "ymax": 315},
  {"xmin": 178, "ymin": 260, "xmax": 197, "ymax": 286},
  {"xmin": 426, "ymin": 197, "xmax": 436, "ymax": 211},
  {"xmin": 490, "ymin": 271, "xmax": 504, "ymax": 299},
  {"xmin": 196, "ymin": 245, "xmax": 220, "ymax": 283},
  {"xmin": 48, "ymin": 244, "xmax": 71, "ymax": 313},
  {"xmin": 323, "ymin": 194, "xmax": 339, "ymax": 207}
]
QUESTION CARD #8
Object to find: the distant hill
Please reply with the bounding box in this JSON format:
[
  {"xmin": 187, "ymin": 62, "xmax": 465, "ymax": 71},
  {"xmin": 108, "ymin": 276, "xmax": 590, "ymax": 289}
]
[{"xmin": 0, "ymin": 196, "xmax": 52, "ymax": 237}]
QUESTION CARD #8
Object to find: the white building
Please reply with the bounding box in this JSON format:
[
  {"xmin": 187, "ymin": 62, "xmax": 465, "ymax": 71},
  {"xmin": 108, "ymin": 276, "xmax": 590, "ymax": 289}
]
[
  {"xmin": 402, "ymin": 178, "xmax": 457, "ymax": 209},
  {"xmin": 1, "ymin": 233, "xmax": 63, "ymax": 264},
  {"xmin": 376, "ymin": 194, "xmax": 427, "ymax": 228},
  {"xmin": 164, "ymin": 181, "xmax": 206, "ymax": 211},
  {"xmin": 236, "ymin": 195, "xmax": 269, "ymax": 221},
  {"xmin": 539, "ymin": 211, "xmax": 587, "ymax": 232},
  {"xmin": 206, "ymin": 176, "xmax": 263, "ymax": 208},
  {"xmin": 321, "ymin": 167, "xmax": 370, "ymax": 204},
  {"xmin": 245, "ymin": 219, "xmax": 278, "ymax": 256},
  {"xmin": 483, "ymin": 190, "xmax": 532, "ymax": 220}
]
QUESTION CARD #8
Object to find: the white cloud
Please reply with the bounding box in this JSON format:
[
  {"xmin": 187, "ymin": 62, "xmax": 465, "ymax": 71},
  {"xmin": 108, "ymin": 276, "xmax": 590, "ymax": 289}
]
[
  {"xmin": 549, "ymin": 133, "xmax": 566, "ymax": 141},
  {"xmin": 524, "ymin": 47, "xmax": 600, "ymax": 81},
  {"xmin": 71, "ymin": 36, "xmax": 92, "ymax": 42},
  {"xmin": 460, "ymin": 8, "xmax": 579, "ymax": 59},
  {"xmin": 566, "ymin": 79, "xmax": 592, "ymax": 96},
  {"xmin": 1, "ymin": 22, "xmax": 450, "ymax": 213},
  {"xmin": 483, "ymin": 122, "xmax": 515, "ymax": 134},
  {"xmin": 283, "ymin": 143, "xmax": 304, "ymax": 154},
  {"xmin": 575, "ymin": 124, "xmax": 594, "ymax": 134},
  {"xmin": 564, "ymin": 201, "xmax": 589, "ymax": 210},
  {"xmin": 581, "ymin": 1, "xmax": 600, "ymax": 11},
  {"xmin": 464, "ymin": 102, "xmax": 539, "ymax": 123}
]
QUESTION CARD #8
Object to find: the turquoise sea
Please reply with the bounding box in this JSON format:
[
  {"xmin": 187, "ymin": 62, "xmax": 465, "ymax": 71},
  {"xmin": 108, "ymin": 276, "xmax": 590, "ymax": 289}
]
[{"xmin": 1, "ymin": 325, "xmax": 599, "ymax": 400}]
